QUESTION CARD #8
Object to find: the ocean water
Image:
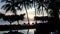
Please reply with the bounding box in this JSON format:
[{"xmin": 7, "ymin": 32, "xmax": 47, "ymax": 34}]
[
  {"xmin": 0, "ymin": 29, "xmax": 36, "ymax": 34},
  {"xmin": 0, "ymin": 19, "xmax": 36, "ymax": 34}
]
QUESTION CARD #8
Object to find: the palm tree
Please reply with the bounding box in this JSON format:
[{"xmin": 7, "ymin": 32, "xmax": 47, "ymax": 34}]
[
  {"xmin": 48, "ymin": 0, "xmax": 60, "ymax": 23},
  {"xmin": 1, "ymin": 0, "xmax": 32, "ymax": 34},
  {"xmin": 37, "ymin": 0, "xmax": 46, "ymax": 15},
  {"xmin": 1, "ymin": 0, "xmax": 23, "ymax": 25},
  {"xmin": 32, "ymin": 0, "xmax": 37, "ymax": 23},
  {"xmin": 1, "ymin": 0, "xmax": 25, "ymax": 32},
  {"xmin": 34, "ymin": 0, "xmax": 51, "ymax": 23},
  {"xmin": 33, "ymin": 0, "xmax": 45, "ymax": 23},
  {"xmin": 1, "ymin": 0, "xmax": 22, "ymax": 15},
  {"xmin": 18, "ymin": 0, "xmax": 32, "ymax": 34},
  {"xmin": 36, "ymin": 0, "xmax": 60, "ymax": 23}
]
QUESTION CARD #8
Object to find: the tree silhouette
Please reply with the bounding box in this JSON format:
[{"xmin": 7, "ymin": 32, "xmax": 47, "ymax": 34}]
[
  {"xmin": 18, "ymin": 0, "xmax": 32, "ymax": 34},
  {"xmin": 32, "ymin": 0, "xmax": 37, "ymax": 23},
  {"xmin": 47, "ymin": 0, "xmax": 60, "ymax": 23},
  {"xmin": 1, "ymin": 0, "xmax": 25, "ymax": 25},
  {"xmin": 3, "ymin": 13, "xmax": 25, "ymax": 25},
  {"xmin": 0, "ymin": 13, "xmax": 4, "ymax": 19},
  {"xmin": 16, "ymin": 13, "xmax": 25, "ymax": 25},
  {"xmin": 1, "ymin": 0, "xmax": 22, "ymax": 15},
  {"xmin": 34, "ymin": 0, "xmax": 60, "ymax": 34},
  {"xmin": 1, "ymin": 0, "xmax": 31, "ymax": 34},
  {"xmin": 2, "ymin": 13, "xmax": 25, "ymax": 33},
  {"xmin": 37, "ymin": 0, "xmax": 49, "ymax": 15}
]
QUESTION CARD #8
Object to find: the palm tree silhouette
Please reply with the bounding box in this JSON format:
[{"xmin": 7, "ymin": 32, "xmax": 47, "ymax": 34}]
[
  {"xmin": 37, "ymin": 0, "xmax": 49, "ymax": 15},
  {"xmin": 32, "ymin": 0, "xmax": 49, "ymax": 23},
  {"xmin": 1, "ymin": 0, "xmax": 23, "ymax": 25},
  {"xmin": 32, "ymin": 0, "xmax": 37, "ymax": 23},
  {"xmin": 47, "ymin": 0, "xmax": 60, "ymax": 23},
  {"xmin": 1, "ymin": 0, "xmax": 26, "ymax": 32},
  {"xmin": 20, "ymin": 0, "xmax": 32, "ymax": 25},
  {"xmin": 35, "ymin": 0, "xmax": 60, "ymax": 34},
  {"xmin": 1, "ymin": 0, "xmax": 22, "ymax": 15},
  {"xmin": 18, "ymin": 0, "xmax": 32, "ymax": 34}
]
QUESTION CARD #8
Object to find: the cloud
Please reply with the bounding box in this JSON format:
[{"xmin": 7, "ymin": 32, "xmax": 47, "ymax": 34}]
[{"xmin": 0, "ymin": 9, "xmax": 5, "ymax": 14}]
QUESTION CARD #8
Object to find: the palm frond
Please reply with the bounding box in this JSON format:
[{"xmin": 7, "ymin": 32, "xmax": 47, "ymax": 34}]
[
  {"xmin": 17, "ymin": 6, "xmax": 22, "ymax": 10},
  {"xmin": 6, "ymin": 1, "xmax": 12, "ymax": 3},
  {"xmin": 1, "ymin": 0, "xmax": 8, "ymax": 2},
  {"xmin": 1, "ymin": 4, "xmax": 10, "ymax": 10},
  {"xmin": 6, "ymin": 6, "xmax": 11, "ymax": 12}
]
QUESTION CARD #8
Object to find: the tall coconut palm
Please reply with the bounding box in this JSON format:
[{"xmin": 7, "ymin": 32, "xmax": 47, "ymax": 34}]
[
  {"xmin": 1, "ymin": 0, "xmax": 22, "ymax": 15},
  {"xmin": 1, "ymin": 0, "xmax": 23, "ymax": 25},
  {"xmin": 18, "ymin": 0, "xmax": 32, "ymax": 34},
  {"xmin": 37, "ymin": 0, "xmax": 59, "ymax": 18},
  {"xmin": 33, "ymin": 0, "xmax": 45, "ymax": 23},
  {"xmin": 48, "ymin": 0, "xmax": 59, "ymax": 17},
  {"xmin": 37, "ymin": 0, "xmax": 46, "ymax": 15},
  {"xmin": 21, "ymin": 0, "xmax": 32, "ymax": 23},
  {"xmin": 1, "ymin": 0, "xmax": 25, "ymax": 32},
  {"xmin": 35, "ymin": 0, "xmax": 50, "ymax": 23},
  {"xmin": 48, "ymin": 0, "xmax": 60, "ymax": 23},
  {"xmin": 1, "ymin": 0, "xmax": 32, "ymax": 34},
  {"xmin": 32, "ymin": 0, "xmax": 37, "ymax": 23}
]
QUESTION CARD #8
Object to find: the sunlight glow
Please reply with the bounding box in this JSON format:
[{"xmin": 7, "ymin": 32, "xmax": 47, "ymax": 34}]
[
  {"xmin": 5, "ymin": 7, "xmax": 48, "ymax": 25},
  {"xmin": 5, "ymin": 12, "xmax": 14, "ymax": 16},
  {"xmin": 30, "ymin": 21, "xmax": 35, "ymax": 25}
]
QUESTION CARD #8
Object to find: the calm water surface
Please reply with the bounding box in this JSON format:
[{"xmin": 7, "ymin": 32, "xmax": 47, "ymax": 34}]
[{"xmin": 0, "ymin": 29, "xmax": 36, "ymax": 34}]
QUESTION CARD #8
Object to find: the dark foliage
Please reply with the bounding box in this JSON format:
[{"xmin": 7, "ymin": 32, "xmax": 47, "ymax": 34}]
[
  {"xmin": 1, "ymin": 0, "xmax": 22, "ymax": 14},
  {"xmin": 3, "ymin": 13, "xmax": 25, "ymax": 23},
  {"xmin": 0, "ymin": 13, "xmax": 4, "ymax": 19}
]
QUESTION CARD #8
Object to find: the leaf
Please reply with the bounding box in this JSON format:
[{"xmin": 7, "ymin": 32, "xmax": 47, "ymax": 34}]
[
  {"xmin": 1, "ymin": 0, "xmax": 8, "ymax": 2},
  {"xmin": 17, "ymin": 6, "xmax": 22, "ymax": 10},
  {"xmin": 6, "ymin": 6, "xmax": 11, "ymax": 12},
  {"xmin": 1, "ymin": 4, "xmax": 10, "ymax": 10}
]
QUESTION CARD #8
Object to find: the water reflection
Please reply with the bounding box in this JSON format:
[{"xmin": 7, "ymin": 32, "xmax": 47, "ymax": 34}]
[{"xmin": 0, "ymin": 29, "xmax": 36, "ymax": 34}]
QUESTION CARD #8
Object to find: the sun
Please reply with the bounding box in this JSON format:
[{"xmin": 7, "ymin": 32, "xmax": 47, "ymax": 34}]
[
  {"xmin": 24, "ymin": 14, "xmax": 34, "ymax": 20},
  {"xmin": 28, "ymin": 15, "xmax": 34, "ymax": 19},
  {"xmin": 30, "ymin": 21, "xmax": 35, "ymax": 25}
]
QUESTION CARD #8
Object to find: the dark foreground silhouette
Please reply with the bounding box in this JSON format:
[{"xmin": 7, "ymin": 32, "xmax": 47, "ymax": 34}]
[{"xmin": 0, "ymin": 24, "xmax": 35, "ymax": 31}]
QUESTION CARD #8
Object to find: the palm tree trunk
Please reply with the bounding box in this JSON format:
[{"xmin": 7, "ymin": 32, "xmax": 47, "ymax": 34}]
[
  {"xmin": 24, "ymin": 6, "xmax": 30, "ymax": 34},
  {"xmin": 42, "ymin": 4, "xmax": 44, "ymax": 23},
  {"xmin": 17, "ymin": 20, "xmax": 19, "ymax": 32},
  {"xmin": 9, "ymin": 22, "xmax": 12, "ymax": 33},
  {"xmin": 34, "ymin": 2, "xmax": 37, "ymax": 24},
  {"xmin": 10, "ymin": 22, "xmax": 11, "ymax": 25},
  {"xmin": 34, "ymin": 3, "xmax": 36, "ymax": 16},
  {"xmin": 17, "ymin": 20, "xmax": 19, "ymax": 25},
  {"xmin": 42, "ymin": 4, "xmax": 44, "ymax": 16},
  {"xmin": 25, "ymin": 7, "xmax": 30, "ymax": 23},
  {"xmin": 10, "ymin": 23, "xmax": 11, "ymax": 25}
]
